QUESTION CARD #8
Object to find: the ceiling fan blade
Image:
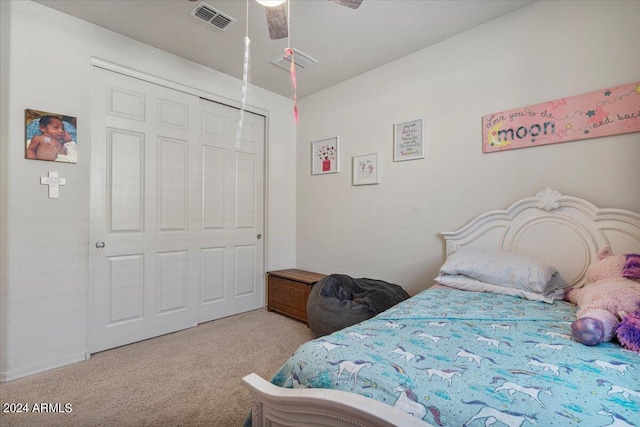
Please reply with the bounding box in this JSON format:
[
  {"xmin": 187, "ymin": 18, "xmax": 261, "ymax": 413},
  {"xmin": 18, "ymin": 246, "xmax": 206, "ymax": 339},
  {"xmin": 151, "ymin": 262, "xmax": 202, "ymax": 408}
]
[
  {"xmin": 265, "ymin": 4, "xmax": 288, "ymax": 40},
  {"xmin": 330, "ymin": 0, "xmax": 363, "ymax": 9}
]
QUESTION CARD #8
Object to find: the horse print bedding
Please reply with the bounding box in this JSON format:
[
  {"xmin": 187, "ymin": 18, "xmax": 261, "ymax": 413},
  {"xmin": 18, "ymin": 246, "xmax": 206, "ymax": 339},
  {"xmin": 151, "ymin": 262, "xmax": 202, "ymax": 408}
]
[{"xmin": 269, "ymin": 288, "xmax": 640, "ymax": 426}]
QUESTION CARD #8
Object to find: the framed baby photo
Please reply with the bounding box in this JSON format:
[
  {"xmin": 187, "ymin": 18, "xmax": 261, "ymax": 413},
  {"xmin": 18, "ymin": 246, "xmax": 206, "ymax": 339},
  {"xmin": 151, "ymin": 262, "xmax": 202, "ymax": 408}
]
[{"xmin": 25, "ymin": 108, "xmax": 78, "ymax": 163}]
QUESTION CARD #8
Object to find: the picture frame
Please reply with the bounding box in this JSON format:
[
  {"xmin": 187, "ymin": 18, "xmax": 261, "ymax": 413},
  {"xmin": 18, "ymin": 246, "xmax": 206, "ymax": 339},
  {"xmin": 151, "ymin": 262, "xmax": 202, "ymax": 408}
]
[
  {"xmin": 25, "ymin": 108, "xmax": 78, "ymax": 163},
  {"xmin": 393, "ymin": 117, "xmax": 424, "ymax": 162},
  {"xmin": 352, "ymin": 153, "xmax": 379, "ymax": 186},
  {"xmin": 311, "ymin": 136, "xmax": 340, "ymax": 175}
]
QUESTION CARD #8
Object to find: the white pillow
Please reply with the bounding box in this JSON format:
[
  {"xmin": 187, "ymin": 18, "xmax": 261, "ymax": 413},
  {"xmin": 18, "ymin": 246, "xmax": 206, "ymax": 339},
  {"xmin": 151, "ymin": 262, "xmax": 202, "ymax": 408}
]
[
  {"xmin": 435, "ymin": 274, "xmax": 564, "ymax": 303},
  {"xmin": 439, "ymin": 249, "xmax": 558, "ymax": 294}
]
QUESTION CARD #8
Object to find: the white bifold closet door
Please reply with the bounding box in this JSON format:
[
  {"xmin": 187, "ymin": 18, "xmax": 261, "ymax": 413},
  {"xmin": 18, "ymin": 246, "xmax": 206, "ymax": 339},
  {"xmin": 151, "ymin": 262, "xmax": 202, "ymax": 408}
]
[
  {"xmin": 196, "ymin": 98, "xmax": 264, "ymax": 324},
  {"xmin": 89, "ymin": 67, "xmax": 264, "ymax": 353}
]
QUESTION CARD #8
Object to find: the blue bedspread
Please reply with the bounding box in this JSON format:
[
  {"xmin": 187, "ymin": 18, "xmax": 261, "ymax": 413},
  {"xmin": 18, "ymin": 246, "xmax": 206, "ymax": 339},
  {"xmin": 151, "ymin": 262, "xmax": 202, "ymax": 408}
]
[{"xmin": 271, "ymin": 289, "xmax": 640, "ymax": 426}]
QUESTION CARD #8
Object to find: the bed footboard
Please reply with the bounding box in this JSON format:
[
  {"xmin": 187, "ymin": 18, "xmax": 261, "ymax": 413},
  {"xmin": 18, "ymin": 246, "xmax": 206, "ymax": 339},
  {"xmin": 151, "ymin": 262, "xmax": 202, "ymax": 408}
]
[{"xmin": 242, "ymin": 373, "xmax": 431, "ymax": 427}]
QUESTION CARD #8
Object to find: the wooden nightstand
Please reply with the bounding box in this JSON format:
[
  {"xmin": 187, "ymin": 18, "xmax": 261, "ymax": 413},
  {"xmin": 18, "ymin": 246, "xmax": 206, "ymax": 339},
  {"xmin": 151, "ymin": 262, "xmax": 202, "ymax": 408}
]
[{"xmin": 267, "ymin": 269, "xmax": 326, "ymax": 323}]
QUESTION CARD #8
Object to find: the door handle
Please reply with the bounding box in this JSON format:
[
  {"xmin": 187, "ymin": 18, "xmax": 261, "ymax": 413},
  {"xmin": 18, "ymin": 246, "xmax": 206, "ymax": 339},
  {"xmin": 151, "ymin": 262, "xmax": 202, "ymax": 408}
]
[
  {"xmin": 96, "ymin": 242, "xmax": 105, "ymax": 249},
  {"xmin": 257, "ymin": 234, "xmax": 262, "ymax": 240}
]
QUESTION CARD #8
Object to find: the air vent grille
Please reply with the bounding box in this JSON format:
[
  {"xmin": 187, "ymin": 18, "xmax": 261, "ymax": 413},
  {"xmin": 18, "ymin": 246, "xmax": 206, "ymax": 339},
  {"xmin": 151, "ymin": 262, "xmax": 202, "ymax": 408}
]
[
  {"xmin": 190, "ymin": 2, "xmax": 236, "ymax": 31},
  {"xmin": 270, "ymin": 48, "xmax": 319, "ymax": 73},
  {"xmin": 211, "ymin": 14, "xmax": 232, "ymax": 29}
]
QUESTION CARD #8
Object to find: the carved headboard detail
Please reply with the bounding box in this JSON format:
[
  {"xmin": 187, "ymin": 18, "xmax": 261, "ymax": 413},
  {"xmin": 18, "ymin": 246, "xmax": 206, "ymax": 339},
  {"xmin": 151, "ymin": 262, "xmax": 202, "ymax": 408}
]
[{"xmin": 442, "ymin": 188, "xmax": 640, "ymax": 288}]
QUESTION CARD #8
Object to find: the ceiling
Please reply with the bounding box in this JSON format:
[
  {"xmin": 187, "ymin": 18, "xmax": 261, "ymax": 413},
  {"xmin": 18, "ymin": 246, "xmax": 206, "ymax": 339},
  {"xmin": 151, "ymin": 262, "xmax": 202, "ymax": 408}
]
[{"xmin": 35, "ymin": 0, "xmax": 536, "ymax": 99}]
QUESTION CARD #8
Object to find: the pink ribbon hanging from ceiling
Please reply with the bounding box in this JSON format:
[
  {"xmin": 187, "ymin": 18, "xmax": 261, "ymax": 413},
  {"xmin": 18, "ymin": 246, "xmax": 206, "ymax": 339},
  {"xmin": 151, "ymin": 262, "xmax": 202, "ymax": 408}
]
[{"xmin": 284, "ymin": 47, "xmax": 298, "ymax": 123}]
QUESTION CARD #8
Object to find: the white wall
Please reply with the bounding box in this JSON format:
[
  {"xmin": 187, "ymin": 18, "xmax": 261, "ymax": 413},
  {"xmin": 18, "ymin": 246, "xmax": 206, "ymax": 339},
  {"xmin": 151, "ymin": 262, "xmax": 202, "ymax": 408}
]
[
  {"xmin": 0, "ymin": 0, "xmax": 297, "ymax": 381},
  {"xmin": 0, "ymin": 0, "xmax": 10, "ymax": 384},
  {"xmin": 296, "ymin": 0, "xmax": 640, "ymax": 295}
]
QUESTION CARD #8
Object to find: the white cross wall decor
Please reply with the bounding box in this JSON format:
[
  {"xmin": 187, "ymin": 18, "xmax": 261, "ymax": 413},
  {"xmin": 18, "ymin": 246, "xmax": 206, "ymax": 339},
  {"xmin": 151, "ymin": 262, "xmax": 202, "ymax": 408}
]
[{"xmin": 40, "ymin": 171, "xmax": 66, "ymax": 199}]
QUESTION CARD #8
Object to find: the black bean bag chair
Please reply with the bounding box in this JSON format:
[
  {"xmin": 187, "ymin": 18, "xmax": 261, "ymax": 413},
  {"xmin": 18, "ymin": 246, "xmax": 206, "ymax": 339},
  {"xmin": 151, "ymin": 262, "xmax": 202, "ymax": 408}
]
[{"xmin": 306, "ymin": 274, "xmax": 410, "ymax": 338}]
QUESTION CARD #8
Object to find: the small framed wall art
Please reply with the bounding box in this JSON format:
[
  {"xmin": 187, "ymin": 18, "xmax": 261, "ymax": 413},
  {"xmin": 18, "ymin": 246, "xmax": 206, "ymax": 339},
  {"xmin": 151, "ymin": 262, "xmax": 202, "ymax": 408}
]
[
  {"xmin": 353, "ymin": 153, "xmax": 379, "ymax": 186},
  {"xmin": 25, "ymin": 108, "xmax": 77, "ymax": 163},
  {"xmin": 393, "ymin": 117, "xmax": 424, "ymax": 162},
  {"xmin": 311, "ymin": 136, "xmax": 340, "ymax": 175}
]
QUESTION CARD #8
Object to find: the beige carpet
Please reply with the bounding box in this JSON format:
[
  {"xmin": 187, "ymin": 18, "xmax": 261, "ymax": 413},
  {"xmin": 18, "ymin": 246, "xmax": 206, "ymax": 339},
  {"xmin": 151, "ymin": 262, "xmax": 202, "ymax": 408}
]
[{"xmin": 0, "ymin": 309, "xmax": 314, "ymax": 427}]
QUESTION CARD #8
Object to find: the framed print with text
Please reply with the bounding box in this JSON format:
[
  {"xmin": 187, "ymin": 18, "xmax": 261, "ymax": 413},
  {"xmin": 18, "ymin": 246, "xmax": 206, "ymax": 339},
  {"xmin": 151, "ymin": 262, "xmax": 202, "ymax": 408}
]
[{"xmin": 394, "ymin": 118, "xmax": 424, "ymax": 162}]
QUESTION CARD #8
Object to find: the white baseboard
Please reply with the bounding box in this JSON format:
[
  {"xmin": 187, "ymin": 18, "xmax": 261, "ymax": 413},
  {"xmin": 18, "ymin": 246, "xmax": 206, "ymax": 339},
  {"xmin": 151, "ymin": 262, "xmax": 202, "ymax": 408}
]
[{"xmin": 0, "ymin": 351, "xmax": 90, "ymax": 382}]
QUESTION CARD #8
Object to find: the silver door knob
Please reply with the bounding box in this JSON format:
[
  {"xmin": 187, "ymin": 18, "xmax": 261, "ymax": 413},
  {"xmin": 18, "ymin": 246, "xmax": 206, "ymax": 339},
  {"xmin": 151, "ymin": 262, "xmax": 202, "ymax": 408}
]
[
  {"xmin": 257, "ymin": 234, "xmax": 262, "ymax": 240},
  {"xmin": 96, "ymin": 242, "xmax": 105, "ymax": 249}
]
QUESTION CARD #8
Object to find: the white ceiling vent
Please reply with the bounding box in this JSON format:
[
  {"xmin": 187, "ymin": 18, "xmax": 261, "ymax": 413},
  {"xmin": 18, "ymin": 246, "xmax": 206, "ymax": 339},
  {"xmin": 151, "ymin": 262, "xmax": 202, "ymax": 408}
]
[
  {"xmin": 190, "ymin": 2, "xmax": 236, "ymax": 31},
  {"xmin": 270, "ymin": 48, "xmax": 319, "ymax": 73}
]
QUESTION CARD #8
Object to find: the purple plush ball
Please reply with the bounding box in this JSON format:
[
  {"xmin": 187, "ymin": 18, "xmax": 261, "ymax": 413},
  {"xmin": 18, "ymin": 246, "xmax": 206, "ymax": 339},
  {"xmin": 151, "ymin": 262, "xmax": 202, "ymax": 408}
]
[
  {"xmin": 571, "ymin": 317, "xmax": 605, "ymax": 346},
  {"xmin": 616, "ymin": 311, "xmax": 640, "ymax": 352}
]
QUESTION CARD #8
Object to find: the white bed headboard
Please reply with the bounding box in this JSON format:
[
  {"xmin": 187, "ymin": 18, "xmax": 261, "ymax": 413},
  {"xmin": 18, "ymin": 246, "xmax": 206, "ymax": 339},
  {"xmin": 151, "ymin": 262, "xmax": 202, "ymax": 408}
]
[{"xmin": 442, "ymin": 188, "xmax": 640, "ymax": 288}]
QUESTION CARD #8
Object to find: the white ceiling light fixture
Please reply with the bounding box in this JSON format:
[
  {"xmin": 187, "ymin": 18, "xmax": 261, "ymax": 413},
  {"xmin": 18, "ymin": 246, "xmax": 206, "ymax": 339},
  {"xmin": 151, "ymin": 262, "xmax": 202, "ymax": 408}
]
[{"xmin": 256, "ymin": 1, "xmax": 286, "ymax": 7}]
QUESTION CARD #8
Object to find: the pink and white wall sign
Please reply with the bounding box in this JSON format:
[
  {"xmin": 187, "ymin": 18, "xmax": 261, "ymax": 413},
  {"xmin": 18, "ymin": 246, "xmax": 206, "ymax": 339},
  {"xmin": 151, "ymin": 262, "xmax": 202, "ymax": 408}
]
[{"xmin": 482, "ymin": 81, "xmax": 640, "ymax": 153}]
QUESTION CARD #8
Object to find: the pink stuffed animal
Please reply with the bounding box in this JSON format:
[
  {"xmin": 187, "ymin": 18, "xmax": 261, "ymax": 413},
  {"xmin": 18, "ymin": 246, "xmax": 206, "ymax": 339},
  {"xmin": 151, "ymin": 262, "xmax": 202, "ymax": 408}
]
[{"xmin": 564, "ymin": 247, "xmax": 640, "ymax": 346}]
